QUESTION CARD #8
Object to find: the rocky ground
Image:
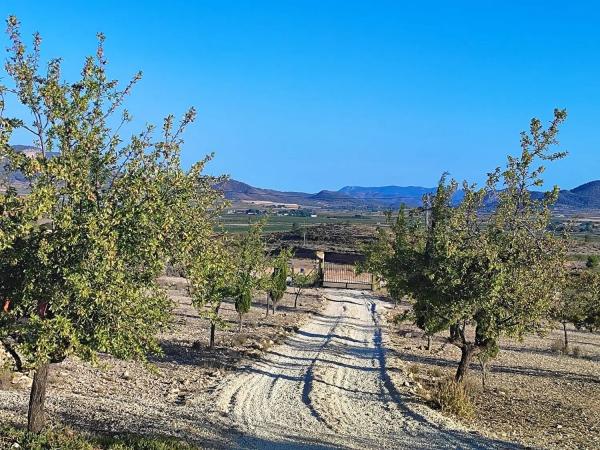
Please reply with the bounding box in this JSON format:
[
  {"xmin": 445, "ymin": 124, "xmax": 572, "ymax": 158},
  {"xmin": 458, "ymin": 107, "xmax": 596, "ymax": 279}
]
[
  {"xmin": 385, "ymin": 298, "xmax": 600, "ymax": 450},
  {"xmin": 2, "ymin": 282, "xmax": 598, "ymax": 449}
]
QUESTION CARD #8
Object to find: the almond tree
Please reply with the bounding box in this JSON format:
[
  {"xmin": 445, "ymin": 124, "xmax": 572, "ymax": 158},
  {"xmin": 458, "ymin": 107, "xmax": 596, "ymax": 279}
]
[
  {"xmin": 551, "ymin": 271, "xmax": 590, "ymax": 349},
  {"xmin": 376, "ymin": 110, "xmax": 568, "ymax": 382},
  {"xmin": 291, "ymin": 269, "xmax": 316, "ymax": 309},
  {"xmin": 231, "ymin": 221, "xmax": 267, "ymax": 331},
  {"xmin": 559, "ymin": 270, "xmax": 600, "ymax": 334},
  {"xmin": 427, "ymin": 110, "xmax": 567, "ymax": 381},
  {"xmin": 268, "ymin": 248, "xmax": 292, "ymax": 314},
  {"xmin": 580, "ymin": 271, "xmax": 600, "ymax": 331},
  {"xmin": 188, "ymin": 236, "xmax": 234, "ymax": 349},
  {"xmin": 359, "ymin": 206, "xmax": 424, "ymax": 306},
  {"xmin": 0, "ymin": 17, "xmax": 220, "ymax": 432}
]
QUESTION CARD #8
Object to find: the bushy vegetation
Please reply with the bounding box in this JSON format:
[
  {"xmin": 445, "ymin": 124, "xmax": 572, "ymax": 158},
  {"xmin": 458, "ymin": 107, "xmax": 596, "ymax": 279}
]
[
  {"xmin": 429, "ymin": 378, "xmax": 475, "ymax": 419},
  {"xmin": 267, "ymin": 248, "xmax": 293, "ymax": 314},
  {"xmin": 586, "ymin": 255, "xmax": 600, "ymax": 269},
  {"xmin": 0, "ymin": 16, "xmax": 221, "ymax": 432},
  {"xmin": 231, "ymin": 221, "xmax": 268, "ymax": 331},
  {"xmin": 364, "ymin": 110, "xmax": 570, "ymax": 382}
]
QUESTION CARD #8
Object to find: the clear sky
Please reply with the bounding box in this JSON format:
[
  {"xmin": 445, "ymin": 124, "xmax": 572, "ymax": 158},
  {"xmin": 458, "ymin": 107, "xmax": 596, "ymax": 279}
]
[{"xmin": 3, "ymin": 1, "xmax": 599, "ymax": 192}]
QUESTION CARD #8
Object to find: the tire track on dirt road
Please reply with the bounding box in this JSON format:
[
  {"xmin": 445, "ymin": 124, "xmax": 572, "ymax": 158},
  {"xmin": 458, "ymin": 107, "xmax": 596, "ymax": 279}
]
[{"xmin": 213, "ymin": 289, "xmax": 521, "ymax": 449}]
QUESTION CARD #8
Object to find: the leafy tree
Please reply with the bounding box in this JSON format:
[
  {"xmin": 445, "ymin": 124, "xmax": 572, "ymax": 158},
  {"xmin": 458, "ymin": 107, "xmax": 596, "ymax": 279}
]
[
  {"xmin": 231, "ymin": 221, "xmax": 267, "ymax": 331},
  {"xmin": 188, "ymin": 235, "xmax": 234, "ymax": 349},
  {"xmin": 582, "ymin": 275, "xmax": 600, "ymax": 331},
  {"xmin": 268, "ymin": 248, "xmax": 292, "ymax": 314},
  {"xmin": 359, "ymin": 207, "xmax": 424, "ymax": 306},
  {"xmin": 551, "ymin": 271, "xmax": 590, "ymax": 349},
  {"xmin": 0, "ymin": 17, "xmax": 220, "ymax": 432},
  {"xmin": 570, "ymin": 270, "xmax": 600, "ymax": 332},
  {"xmin": 291, "ymin": 269, "xmax": 316, "ymax": 308},
  {"xmin": 375, "ymin": 110, "xmax": 568, "ymax": 382}
]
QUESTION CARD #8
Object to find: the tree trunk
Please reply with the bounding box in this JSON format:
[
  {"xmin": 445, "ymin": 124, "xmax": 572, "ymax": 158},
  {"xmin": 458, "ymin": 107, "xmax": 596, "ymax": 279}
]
[
  {"xmin": 210, "ymin": 303, "xmax": 221, "ymax": 349},
  {"xmin": 238, "ymin": 312, "xmax": 242, "ymax": 332},
  {"xmin": 209, "ymin": 322, "xmax": 216, "ymax": 349},
  {"xmin": 481, "ymin": 360, "xmax": 488, "ymax": 390},
  {"xmin": 1, "ymin": 340, "xmax": 23, "ymax": 371},
  {"xmin": 28, "ymin": 362, "xmax": 50, "ymax": 433},
  {"xmin": 455, "ymin": 346, "xmax": 474, "ymax": 383},
  {"xmin": 265, "ymin": 294, "xmax": 270, "ymax": 316},
  {"xmin": 427, "ymin": 335, "xmax": 432, "ymax": 352},
  {"xmin": 562, "ymin": 322, "xmax": 569, "ymax": 350},
  {"xmin": 272, "ymin": 298, "xmax": 277, "ymax": 314},
  {"xmin": 294, "ymin": 290, "xmax": 300, "ymax": 308}
]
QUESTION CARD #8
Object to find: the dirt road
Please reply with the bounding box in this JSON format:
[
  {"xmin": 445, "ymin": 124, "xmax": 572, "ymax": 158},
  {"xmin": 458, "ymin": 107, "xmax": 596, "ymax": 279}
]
[{"xmin": 214, "ymin": 289, "xmax": 517, "ymax": 449}]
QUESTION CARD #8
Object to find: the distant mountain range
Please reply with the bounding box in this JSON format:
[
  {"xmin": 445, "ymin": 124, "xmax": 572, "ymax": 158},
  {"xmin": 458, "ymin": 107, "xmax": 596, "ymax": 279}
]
[
  {"xmin": 219, "ymin": 179, "xmax": 600, "ymax": 211},
  {"xmin": 4, "ymin": 146, "xmax": 600, "ymax": 210}
]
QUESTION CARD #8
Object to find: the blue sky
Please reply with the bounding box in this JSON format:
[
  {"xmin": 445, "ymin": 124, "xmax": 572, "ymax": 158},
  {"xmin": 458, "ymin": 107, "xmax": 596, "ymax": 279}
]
[{"xmin": 3, "ymin": 1, "xmax": 600, "ymax": 192}]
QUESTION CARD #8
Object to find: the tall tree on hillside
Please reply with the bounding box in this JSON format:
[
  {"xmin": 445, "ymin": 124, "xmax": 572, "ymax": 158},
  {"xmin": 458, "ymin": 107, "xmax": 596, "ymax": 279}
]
[
  {"xmin": 0, "ymin": 17, "xmax": 221, "ymax": 432},
  {"xmin": 231, "ymin": 221, "xmax": 267, "ymax": 331}
]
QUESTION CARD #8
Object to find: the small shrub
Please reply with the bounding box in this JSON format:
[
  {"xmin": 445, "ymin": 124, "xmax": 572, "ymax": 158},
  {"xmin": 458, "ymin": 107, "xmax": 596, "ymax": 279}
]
[
  {"xmin": 550, "ymin": 339, "xmax": 567, "ymax": 354},
  {"xmin": 586, "ymin": 255, "xmax": 600, "ymax": 269},
  {"xmin": 429, "ymin": 367, "xmax": 444, "ymax": 378},
  {"xmin": 0, "ymin": 369, "xmax": 13, "ymax": 390},
  {"xmin": 407, "ymin": 364, "xmax": 420, "ymax": 375},
  {"xmin": 430, "ymin": 378, "xmax": 474, "ymax": 419},
  {"xmin": 571, "ymin": 346, "xmax": 583, "ymax": 358},
  {"xmin": 232, "ymin": 334, "xmax": 248, "ymax": 346}
]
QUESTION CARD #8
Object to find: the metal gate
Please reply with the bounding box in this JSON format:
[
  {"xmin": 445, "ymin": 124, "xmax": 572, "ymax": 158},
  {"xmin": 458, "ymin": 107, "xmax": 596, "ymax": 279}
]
[{"xmin": 322, "ymin": 263, "xmax": 373, "ymax": 290}]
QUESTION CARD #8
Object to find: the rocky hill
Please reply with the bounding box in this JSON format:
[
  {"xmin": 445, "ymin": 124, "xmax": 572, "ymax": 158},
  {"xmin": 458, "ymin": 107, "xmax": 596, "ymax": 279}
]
[
  {"xmin": 219, "ymin": 178, "xmax": 600, "ymax": 211},
  {"xmin": 556, "ymin": 180, "xmax": 600, "ymax": 209},
  {"xmin": 4, "ymin": 146, "xmax": 599, "ymax": 211}
]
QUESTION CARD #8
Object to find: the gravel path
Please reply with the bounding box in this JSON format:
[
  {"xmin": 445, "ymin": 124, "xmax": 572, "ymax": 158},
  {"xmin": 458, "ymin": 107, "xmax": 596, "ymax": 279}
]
[{"xmin": 214, "ymin": 290, "xmax": 517, "ymax": 449}]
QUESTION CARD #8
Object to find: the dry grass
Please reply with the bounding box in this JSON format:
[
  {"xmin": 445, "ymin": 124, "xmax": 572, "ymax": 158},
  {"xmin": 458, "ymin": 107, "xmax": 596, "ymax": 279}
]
[
  {"xmin": 571, "ymin": 345, "xmax": 583, "ymax": 358},
  {"xmin": 406, "ymin": 364, "xmax": 420, "ymax": 375},
  {"xmin": 429, "ymin": 367, "xmax": 444, "ymax": 378},
  {"xmin": 0, "ymin": 369, "xmax": 13, "ymax": 391},
  {"xmin": 429, "ymin": 377, "xmax": 474, "ymax": 419},
  {"xmin": 550, "ymin": 338, "xmax": 568, "ymax": 354}
]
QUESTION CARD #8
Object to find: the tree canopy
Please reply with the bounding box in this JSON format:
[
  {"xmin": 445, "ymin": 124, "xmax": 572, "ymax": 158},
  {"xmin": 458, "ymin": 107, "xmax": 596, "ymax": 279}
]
[
  {"xmin": 0, "ymin": 16, "xmax": 222, "ymax": 431},
  {"xmin": 364, "ymin": 109, "xmax": 569, "ymax": 382},
  {"xmin": 230, "ymin": 221, "xmax": 267, "ymax": 331}
]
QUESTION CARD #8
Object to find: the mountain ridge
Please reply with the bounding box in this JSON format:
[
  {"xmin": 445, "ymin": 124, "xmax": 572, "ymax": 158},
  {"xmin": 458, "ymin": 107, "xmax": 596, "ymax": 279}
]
[
  {"xmin": 220, "ymin": 178, "xmax": 600, "ymax": 210},
  {"xmin": 4, "ymin": 146, "xmax": 599, "ymax": 210}
]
